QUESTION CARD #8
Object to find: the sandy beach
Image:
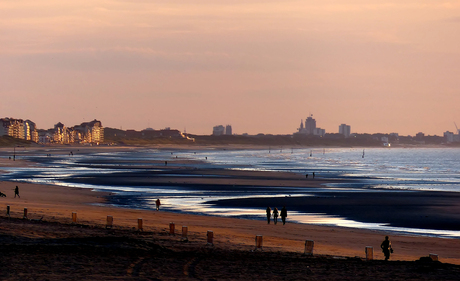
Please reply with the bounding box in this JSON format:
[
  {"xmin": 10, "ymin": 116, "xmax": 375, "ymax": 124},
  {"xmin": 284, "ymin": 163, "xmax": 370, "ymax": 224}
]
[{"xmin": 1, "ymin": 148, "xmax": 460, "ymax": 279}]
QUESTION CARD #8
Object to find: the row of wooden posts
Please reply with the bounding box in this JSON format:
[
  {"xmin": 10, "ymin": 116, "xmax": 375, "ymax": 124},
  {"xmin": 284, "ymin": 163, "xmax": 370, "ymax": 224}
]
[{"xmin": 5, "ymin": 206, "xmax": 439, "ymax": 261}]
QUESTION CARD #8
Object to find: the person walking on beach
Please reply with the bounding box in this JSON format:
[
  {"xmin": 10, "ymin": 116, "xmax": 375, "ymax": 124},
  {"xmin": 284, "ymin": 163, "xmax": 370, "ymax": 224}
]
[
  {"xmin": 155, "ymin": 198, "xmax": 161, "ymax": 211},
  {"xmin": 280, "ymin": 206, "xmax": 287, "ymax": 225},
  {"xmin": 14, "ymin": 186, "xmax": 20, "ymax": 198},
  {"xmin": 266, "ymin": 207, "xmax": 271, "ymax": 224},
  {"xmin": 273, "ymin": 207, "xmax": 279, "ymax": 225},
  {"xmin": 380, "ymin": 236, "xmax": 393, "ymax": 261}
]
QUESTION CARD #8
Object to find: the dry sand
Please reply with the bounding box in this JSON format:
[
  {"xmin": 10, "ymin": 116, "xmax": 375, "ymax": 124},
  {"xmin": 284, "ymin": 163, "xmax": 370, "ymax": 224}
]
[{"xmin": 1, "ymin": 181, "xmax": 460, "ymax": 265}]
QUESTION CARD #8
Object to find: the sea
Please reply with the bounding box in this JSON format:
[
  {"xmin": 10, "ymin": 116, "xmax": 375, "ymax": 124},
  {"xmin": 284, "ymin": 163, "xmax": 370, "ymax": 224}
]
[{"xmin": 2, "ymin": 147, "xmax": 460, "ymax": 238}]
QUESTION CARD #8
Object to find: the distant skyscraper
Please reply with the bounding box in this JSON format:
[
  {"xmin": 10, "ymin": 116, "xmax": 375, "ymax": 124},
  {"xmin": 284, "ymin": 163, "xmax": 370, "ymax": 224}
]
[
  {"xmin": 305, "ymin": 115, "xmax": 316, "ymax": 135},
  {"xmin": 225, "ymin": 125, "xmax": 232, "ymax": 135},
  {"xmin": 296, "ymin": 115, "xmax": 325, "ymax": 136},
  {"xmin": 212, "ymin": 125, "xmax": 225, "ymax": 136},
  {"xmin": 339, "ymin": 124, "xmax": 351, "ymax": 138}
]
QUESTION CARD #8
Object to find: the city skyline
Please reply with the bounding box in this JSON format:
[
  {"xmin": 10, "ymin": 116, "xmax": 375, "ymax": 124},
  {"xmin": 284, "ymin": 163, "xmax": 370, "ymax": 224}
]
[{"xmin": 2, "ymin": 1, "xmax": 460, "ymax": 135}]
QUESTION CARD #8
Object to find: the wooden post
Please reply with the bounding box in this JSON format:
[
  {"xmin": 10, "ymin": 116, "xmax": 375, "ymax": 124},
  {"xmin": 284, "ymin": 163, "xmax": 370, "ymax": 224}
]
[
  {"xmin": 72, "ymin": 212, "xmax": 77, "ymax": 223},
  {"xmin": 106, "ymin": 215, "xmax": 113, "ymax": 229},
  {"xmin": 365, "ymin": 246, "xmax": 373, "ymax": 261},
  {"xmin": 429, "ymin": 253, "xmax": 439, "ymax": 261},
  {"xmin": 182, "ymin": 226, "xmax": 188, "ymax": 240},
  {"xmin": 169, "ymin": 222, "xmax": 175, "ymax": 235},
  {"xmin": 23, "ymin": 208, "xmax": 28, "ymax": 219},
  {"xmin": 6, "ymin": 205, "xmax": 10, "ymax": 217},
  {"xmin": 304, "ymin": 240, "xmax": 314, "ymax": 255},
  {"xmin": 255, "ymin": 235, "xmax": 263, "ymax": 250},
  {"xmin": 138, "ymin": 218, "xmax": 143, "ymax": 231},
  {"xmin": 207, "ymin": 230, "xmax": 214, "ymax": 245}
]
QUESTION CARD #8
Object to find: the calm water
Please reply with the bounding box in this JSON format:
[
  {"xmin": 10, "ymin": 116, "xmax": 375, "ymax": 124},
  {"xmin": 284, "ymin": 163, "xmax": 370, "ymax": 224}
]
[{"xmin": 2, "ymin": 147, "xmax": 460, "ymax": 238}]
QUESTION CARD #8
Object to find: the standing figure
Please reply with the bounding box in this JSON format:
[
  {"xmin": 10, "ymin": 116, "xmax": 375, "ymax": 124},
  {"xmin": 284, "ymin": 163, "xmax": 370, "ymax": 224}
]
[
  {"xmin": 266, "ymin": 207, "xmax": 271, "ymax": 224},
  {"xmin": 14, "ymin": 186, "xmax": 20, "ymax": 198},
  {"xmin": 273, "ymin": 207, "xmax": 279, "ymax": 225},
  {"xmin": 155, "ymin": 198, "xmax": 161, "ymax": 211},
  {"xmin": 380, "ymin": 236, "xmax": 392, "ymax": 261},
  {"xmin": 280, "ymin": 206, "xmax": 287, "ymax": 225}
]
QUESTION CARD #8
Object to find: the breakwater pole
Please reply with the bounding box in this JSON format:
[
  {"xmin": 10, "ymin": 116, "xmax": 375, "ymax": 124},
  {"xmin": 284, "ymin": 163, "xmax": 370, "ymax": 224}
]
[
  {"xmin": 169, "ymin": 222, "xmax": 175, "ymax": 236},
  {"xmin": 181, "ymin": 226, "xmax": 188, "ymax": 241},
  {"xmin": 304, "ymin": 240, "xmax": 314, "ymax": 255},
  {"xmin": 255, "ymin": 235, "xmax": 263, "ymax": 250},
  {"xmin": 106, "ymin": 215, "xmax": 113, "ymax": 229},
  {"xmin": 138, "ymin": 218, "xmax": 143, "ymax": 231},
  {"xmin": 365, "ymin": 246, "xmax": 373, "ymax": 261},
  {"xmin": 207, "ymin": 230, "xmax": 213, "ymax": 246}
]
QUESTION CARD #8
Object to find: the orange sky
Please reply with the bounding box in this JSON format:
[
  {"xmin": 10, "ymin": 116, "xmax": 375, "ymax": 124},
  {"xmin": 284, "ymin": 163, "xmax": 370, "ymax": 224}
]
[{"xmin": 1, "ymin": 1, "xmax": 460, "ymax": 135}]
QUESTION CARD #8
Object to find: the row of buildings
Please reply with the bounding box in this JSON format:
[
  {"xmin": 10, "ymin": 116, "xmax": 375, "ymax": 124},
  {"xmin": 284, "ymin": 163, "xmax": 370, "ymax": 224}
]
[
  {"xmin": 212, "ymin": 125, "xmax": 232, "ymax": 136},
  {"xmin": 0, "ymin": 118, "xmax": 104, "ymax": 144},
  {"xmin": 296, "ymin": 115, "xmax": 351, "ymax": 138}
]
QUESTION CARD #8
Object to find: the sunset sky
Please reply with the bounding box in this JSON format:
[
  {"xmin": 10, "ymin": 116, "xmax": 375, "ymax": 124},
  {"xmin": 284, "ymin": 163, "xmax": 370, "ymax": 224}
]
[{"xmin": 1, "ymin": 1, "xmax": 460, "ymax": 135}]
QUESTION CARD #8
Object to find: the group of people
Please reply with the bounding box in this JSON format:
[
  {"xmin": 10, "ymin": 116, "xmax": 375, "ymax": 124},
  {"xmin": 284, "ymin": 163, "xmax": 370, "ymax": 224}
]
[
  {"xmin": 266, "ymin": 206, "xmax": 394, "ymax": 260},
  {"xmin": 266, "ymin": 206, "xmax": 287, "ymax": 225}
]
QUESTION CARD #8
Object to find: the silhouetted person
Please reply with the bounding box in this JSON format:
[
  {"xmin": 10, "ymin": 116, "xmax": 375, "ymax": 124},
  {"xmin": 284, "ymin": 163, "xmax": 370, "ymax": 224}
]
[
  {"xmin": 14, "ymin": 186, "xmax": 20, "ymax": 198},
  {"xmin": 155, "ymin": 198, "xmax": 161, "ymax": 211},
  {"xmin": 266, "ymin": 207, "xmax": 271, "ymax": 224},
  {"xmin": 280, "ymin": 206, "xmax": 287, "ymax": 225},
  {"xmin": 380, "ymin": 236, "xmax": 392, "ymax": 261},
  {"xmin": 273, "ymin": 207, "xmax": 279, "ymax": 225}
]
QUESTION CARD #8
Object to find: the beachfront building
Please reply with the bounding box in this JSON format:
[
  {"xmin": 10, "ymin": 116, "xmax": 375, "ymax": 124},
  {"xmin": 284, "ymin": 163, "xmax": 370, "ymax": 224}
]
[
  {"xmin": 212, "ymin": 125, "xmax": 225, "ymax": 136},
  {"xmin": 53, "ymin": 122, "xmax": 70, "ymax": 144},
  {"xmin": 72, "ymin": 119, "xmax": 104, "ymax": 144},
  {"xmin": 24, "ymin": 120, "xmax": 39, "ymax": 143},
  {"xmin": 339, "ymin": 124, "xmax": 351, "ymax": 138},
  {"xmin": 49, "ymin": 119, "xmax": 104, "ymax": 144},
  {"xmin": 0, "ymin": 118, "xmax": 26, "ymax": 140}
]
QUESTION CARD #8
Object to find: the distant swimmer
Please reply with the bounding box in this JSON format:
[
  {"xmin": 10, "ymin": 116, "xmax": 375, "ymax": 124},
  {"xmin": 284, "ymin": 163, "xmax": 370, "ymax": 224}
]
[
  {"xmin": 273, "ymin": 207, "xmax": 279, "ymax": 225},
  {"xmin": 155, "ymin": 198, "xmax": 161, "ymax": 211},
  {"xmin": 380, "ymin": 236, "xmax": 393, "ymax": 261},
  {"xmin": 280, "ymin": 206, "xmax": 287, "ymax": 225},
  {"xmin": 266, "ymin": 207, "xmax": 271, "ymax": 224}
]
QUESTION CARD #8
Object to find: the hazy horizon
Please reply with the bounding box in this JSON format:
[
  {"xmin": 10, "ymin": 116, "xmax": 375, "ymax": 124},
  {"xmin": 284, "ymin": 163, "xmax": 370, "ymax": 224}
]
[{"xmin": 1, "ymin": 1, "xmax": 459, "ymax": 135}]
